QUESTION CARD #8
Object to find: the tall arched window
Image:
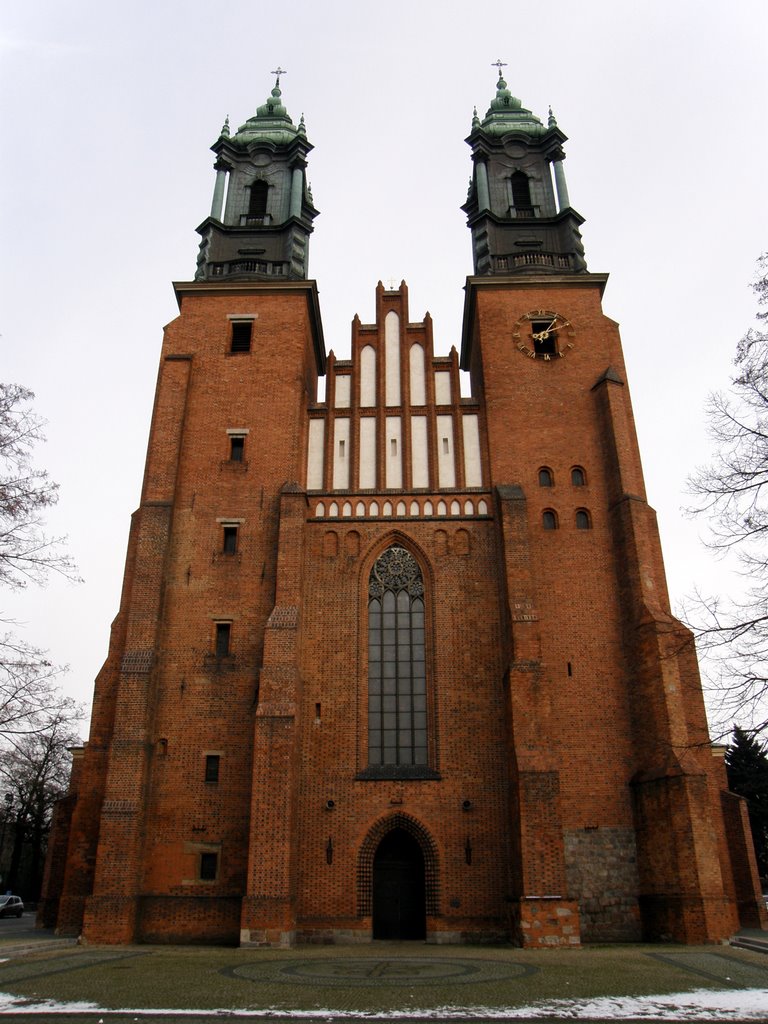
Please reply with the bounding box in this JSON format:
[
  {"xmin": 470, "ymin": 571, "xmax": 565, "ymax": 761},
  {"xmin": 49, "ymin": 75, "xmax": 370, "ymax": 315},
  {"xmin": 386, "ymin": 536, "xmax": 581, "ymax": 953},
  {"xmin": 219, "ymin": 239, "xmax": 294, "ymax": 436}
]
[
  {"xmin": 248, "ymin": 180, "xmax": 269, "ymax": 220},
  {"xmin": 368, "ymin": 547, "xmax": 426, "ymax": 767},
  {"xmin": 511, "ymin": 171, "xmax": 534, "ymax": 216}
]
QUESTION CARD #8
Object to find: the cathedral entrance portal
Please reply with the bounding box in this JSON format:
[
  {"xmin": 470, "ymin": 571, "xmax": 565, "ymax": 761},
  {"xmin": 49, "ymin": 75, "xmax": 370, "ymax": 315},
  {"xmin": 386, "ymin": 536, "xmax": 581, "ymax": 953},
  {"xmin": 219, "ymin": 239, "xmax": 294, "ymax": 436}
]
[{"xmin": 372, "ymin": 828, "xmax": 426, "ymax": 940}]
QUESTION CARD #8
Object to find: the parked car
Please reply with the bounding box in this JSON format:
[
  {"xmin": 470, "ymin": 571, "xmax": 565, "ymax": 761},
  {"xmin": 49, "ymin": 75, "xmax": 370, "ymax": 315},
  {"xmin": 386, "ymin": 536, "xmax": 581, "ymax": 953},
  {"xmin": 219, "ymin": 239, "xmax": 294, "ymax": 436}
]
[{"xmin": 0, "ymin": 895, "xmax": 23, "ymax": 918}]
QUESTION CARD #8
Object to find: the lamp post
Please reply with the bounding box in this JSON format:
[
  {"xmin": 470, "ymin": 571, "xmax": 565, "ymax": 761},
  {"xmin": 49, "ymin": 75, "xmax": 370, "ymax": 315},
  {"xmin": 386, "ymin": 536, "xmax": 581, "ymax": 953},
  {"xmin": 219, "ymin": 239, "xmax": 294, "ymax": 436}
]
[{"xmin": 0, "ymin": 793, "xmax": 13, "ymax": 892}]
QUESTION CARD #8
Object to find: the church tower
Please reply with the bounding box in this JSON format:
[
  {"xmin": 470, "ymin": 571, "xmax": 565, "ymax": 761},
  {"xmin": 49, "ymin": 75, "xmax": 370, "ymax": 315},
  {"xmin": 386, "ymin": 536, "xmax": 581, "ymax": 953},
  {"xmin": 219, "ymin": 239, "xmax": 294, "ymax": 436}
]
[
  {"xmin": 459, "ymin": 69, "xmax": 765, "ymax": 944},
  {"xmin": 195, "ymin": 70, "xmax": 318, "ymax": 282},
  {"xmin": 40, "ymin": 71, "xmax": 765, "ymax": 948},
  {"xmin": 462, "ymin": 68, "xmax": 586, "ymax": 278}
]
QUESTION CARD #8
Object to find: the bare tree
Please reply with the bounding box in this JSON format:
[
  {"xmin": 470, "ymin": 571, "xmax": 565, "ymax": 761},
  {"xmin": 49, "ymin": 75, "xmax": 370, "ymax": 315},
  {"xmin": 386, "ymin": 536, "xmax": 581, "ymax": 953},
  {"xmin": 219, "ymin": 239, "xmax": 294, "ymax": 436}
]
[
  {"xmin": 0, "ymin": 382, "xmax": 80, "ymax": 741},
  {"xmin": 0, "ymin": 383, "xmax": 76, "ymax": 590},
  {"xmin": 0, "ymin": 704, "xmax": 81, "ymax": 896},
  {"xmin": 688, "ymin": 254, "xmax": 768, "ymax": 737}
]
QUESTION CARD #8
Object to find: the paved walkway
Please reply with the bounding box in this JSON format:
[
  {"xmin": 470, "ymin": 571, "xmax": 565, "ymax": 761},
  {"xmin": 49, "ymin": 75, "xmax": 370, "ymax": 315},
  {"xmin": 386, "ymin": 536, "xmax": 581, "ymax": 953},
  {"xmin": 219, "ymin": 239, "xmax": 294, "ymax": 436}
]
[{"xmin": 0, "ymin": 931, "xmax": 766, "ymax": 1020}]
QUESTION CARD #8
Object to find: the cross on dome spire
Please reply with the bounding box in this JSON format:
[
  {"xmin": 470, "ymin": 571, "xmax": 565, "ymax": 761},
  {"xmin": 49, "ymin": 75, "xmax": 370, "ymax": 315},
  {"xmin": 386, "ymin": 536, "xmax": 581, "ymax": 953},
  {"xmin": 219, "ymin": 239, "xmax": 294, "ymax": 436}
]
[
  {"xmin": 271, "ymin": 66, "xmax": 287, "ymax": 87},
  {"xmin": 491, "ymin": 58, "xmax": 507, "ymax": 79}
]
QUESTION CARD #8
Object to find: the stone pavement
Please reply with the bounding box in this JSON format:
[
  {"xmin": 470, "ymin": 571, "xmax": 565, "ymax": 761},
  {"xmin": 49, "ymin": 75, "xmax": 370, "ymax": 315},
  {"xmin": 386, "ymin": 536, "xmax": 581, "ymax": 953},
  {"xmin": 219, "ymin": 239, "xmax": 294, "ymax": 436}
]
[{"xmin": 0, "ymin": 931, "xmax": 767, "ymax": 1021}]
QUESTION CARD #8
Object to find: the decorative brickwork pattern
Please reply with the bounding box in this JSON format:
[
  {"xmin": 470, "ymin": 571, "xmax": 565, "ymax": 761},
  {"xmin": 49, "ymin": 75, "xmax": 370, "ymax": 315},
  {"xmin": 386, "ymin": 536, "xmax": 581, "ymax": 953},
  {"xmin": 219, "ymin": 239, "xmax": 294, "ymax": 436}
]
[
  {"xmin": 120, "ymin": 649, "xmax": 154, "ymax": 673},
  {"xmin": 357, "ymin": 812, "xmax": 440, "ymax": 917},
  {"xmin": 40, "ymin": 265, "xmax": 765, "ymax": 945}
]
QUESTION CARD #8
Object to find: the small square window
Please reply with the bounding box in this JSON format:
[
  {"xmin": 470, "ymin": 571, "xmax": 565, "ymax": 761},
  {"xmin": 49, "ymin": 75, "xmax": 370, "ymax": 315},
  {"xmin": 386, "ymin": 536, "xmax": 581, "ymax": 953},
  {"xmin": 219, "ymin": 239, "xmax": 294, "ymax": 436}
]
[
  {"xmin": 204, "ymin": 754, "xmax": 220, "ymax": 784},
  {"xmin": 222, "ymin": 525, "xmax": 238, "ymax": 554},
  {"xmin": 230, "ymin": 321, "xmax": 252, "ymax": 353},
  {"xmin": 215, "ymin": 622, "xmax": 231, "ymax": 657},
  {"xmin": 230, "ymin": 436, "xmax": 245, "ymax": 462},
  {"xmin": 199, "ymin": 852, "xmax": 218, "ymax": 881}
]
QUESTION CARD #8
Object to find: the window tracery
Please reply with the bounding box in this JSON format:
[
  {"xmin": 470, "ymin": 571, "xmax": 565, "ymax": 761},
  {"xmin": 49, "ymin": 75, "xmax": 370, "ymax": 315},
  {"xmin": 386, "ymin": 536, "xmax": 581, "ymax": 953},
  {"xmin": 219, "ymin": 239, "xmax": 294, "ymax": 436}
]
[{"xmin": 368, "ymin": 547, "xmax": 427, "ymax": 767}]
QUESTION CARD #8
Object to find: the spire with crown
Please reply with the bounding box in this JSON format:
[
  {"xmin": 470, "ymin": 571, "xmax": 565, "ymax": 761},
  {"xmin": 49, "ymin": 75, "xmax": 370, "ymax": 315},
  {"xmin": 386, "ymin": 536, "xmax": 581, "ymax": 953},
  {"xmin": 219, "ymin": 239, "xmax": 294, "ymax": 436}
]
[
  {"xmin": 193, "ymin": 70, "xmax": 319, "ymax": 282},
  {"xmin": 461, "ymin": 62, "xmax": 586, "ymax": 276}
]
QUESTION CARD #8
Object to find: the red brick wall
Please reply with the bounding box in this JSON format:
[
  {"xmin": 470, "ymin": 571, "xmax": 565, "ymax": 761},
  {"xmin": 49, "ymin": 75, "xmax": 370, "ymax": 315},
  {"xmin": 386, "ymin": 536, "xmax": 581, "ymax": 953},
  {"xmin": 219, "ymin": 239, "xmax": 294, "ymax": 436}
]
[{"xmin": 43, "ymin": 277, "xmax": 764, "ymax": 946}]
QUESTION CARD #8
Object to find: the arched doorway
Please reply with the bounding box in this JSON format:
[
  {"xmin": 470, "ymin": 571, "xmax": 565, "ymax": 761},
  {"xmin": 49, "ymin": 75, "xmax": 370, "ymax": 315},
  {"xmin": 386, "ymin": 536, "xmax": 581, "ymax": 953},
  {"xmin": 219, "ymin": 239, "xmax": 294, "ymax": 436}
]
[{"xmin": 372, "ymin": 827, "xmax": 426, "ymax": 939}]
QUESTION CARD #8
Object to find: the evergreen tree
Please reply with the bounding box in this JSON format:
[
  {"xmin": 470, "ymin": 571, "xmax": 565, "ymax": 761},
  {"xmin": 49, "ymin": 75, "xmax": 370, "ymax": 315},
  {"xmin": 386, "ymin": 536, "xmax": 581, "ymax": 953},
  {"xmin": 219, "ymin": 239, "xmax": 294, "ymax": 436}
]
[{"xmin": 725, "ymin": 725, "xmax": 768, "ymax": 876}]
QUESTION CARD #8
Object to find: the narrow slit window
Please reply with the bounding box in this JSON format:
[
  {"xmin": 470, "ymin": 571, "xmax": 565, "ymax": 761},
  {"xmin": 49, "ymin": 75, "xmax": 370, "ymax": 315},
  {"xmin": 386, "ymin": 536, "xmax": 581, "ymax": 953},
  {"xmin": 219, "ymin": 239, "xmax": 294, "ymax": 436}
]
[
  {"xmin": 230, "ymin": 436, "xmax": 245, "ymax": 462},
  {"xmin": 230, "ymin": 321, "xmax": 252, "ymax": 353},
  {"xmin": 204, "ymin": 754, "xmax": 220, "ymax": 784},
  {"xmin": 442, "ymin": 437, "xmax": 450, "ymax": 454},
  {"xmin": 390, "ymin": 438, "xmax": 398, "ymax": 456},
  {"xmin": 339, "ymin": 439, "xmax": 346, "ymax": 457},
  {"xmin": 222, "ymin": 525, "xmax": 238, "ymax": 554},
  {"xmin": 215, "ymin": 622, "xmax": 231, "ymax": 657}
]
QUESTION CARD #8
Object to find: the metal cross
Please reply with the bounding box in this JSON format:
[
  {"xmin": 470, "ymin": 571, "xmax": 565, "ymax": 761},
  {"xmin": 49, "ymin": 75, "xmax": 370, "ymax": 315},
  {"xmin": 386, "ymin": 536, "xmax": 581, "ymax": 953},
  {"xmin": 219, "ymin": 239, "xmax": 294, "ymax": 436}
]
[
  {"xmin": 271, "ymin": 66, "xmax": 287, "ymax": 86},
  {"xmin": 387, "ymin": 277, "xmax": 398, "ymax": 290},
  {"xmin": 491, "ymin": 58, "xmax": 507, "ymax": 78}
]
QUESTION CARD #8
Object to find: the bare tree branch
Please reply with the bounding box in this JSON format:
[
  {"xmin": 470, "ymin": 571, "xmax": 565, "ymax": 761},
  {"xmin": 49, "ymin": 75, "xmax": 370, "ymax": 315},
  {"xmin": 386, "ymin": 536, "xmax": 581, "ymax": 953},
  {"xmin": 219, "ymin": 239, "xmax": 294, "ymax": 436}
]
[
  {"xmin": 687, "ymin": 254, "xmax": 768, "ymax": 738},
  {"xmin": 0, "ymin": 382, "xmax": 82, "ymax": 746}
]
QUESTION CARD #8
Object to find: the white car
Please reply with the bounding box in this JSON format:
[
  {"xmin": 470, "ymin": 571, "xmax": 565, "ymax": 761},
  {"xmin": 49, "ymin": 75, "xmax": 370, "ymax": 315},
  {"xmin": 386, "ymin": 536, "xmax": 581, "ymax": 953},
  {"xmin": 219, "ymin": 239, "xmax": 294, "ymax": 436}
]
[{"xmin": 0, "ymin": 895, "xmax": 24, "ymax": 918}]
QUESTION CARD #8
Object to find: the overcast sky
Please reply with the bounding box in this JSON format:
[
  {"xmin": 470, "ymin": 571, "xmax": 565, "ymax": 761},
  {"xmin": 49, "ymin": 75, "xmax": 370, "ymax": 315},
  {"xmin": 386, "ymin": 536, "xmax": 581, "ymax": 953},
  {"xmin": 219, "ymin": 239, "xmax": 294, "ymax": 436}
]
[{"xmin": 1, "ymin": 0, "xmax": 767, "ymax": 735}]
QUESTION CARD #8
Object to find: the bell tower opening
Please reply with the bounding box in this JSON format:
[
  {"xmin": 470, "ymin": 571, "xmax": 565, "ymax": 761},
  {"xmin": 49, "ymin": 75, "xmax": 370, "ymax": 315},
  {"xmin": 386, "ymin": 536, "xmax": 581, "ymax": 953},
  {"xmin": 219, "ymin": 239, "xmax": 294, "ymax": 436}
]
[
  {"xmin": 462, "ymin": 70, "xmax": 587, "ymax": 275},
  {"xmin": 372, "ymin": 828, "xmax": 426, "ymax": 940}
]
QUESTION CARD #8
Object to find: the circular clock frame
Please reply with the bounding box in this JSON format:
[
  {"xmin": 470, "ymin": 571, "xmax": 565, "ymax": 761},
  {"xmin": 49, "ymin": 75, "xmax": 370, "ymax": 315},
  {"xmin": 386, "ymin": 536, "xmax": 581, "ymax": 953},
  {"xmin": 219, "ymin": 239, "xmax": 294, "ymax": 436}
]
[{"xmin": 512, "ymin": 309, "xmax": 575, "ymax": 360}]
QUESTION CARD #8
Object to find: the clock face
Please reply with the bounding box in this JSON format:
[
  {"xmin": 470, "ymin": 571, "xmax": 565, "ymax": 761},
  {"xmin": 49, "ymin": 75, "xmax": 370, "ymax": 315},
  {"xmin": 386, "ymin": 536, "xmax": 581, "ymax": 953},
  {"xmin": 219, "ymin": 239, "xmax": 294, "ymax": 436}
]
[{"xmin": 512, "ymin": 310, "xmax": 575, "ymax": 360}]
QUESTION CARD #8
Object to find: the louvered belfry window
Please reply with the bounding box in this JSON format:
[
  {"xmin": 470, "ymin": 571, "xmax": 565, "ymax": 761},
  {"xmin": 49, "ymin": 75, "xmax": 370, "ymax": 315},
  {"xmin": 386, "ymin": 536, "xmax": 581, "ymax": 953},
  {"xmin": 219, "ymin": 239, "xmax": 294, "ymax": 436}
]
[
  {"xmin": 368, "ymin": 547, "xmax": 427, "ymax": 766},
  {"xmin": 511, "ymin": 170, "xmax": 534, "ymax": 215},
  {"xmin": 248, "ymin": 180, "xmax": 269, "ymax": 218}
]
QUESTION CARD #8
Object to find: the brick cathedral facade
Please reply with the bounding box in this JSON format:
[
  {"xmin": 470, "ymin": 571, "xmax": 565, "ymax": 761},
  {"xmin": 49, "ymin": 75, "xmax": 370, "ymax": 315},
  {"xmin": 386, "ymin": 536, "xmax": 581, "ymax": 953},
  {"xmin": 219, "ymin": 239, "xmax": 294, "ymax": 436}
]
[{"xmin": 39, "ymin": 72, "xmax": 766, "ymax": 946}]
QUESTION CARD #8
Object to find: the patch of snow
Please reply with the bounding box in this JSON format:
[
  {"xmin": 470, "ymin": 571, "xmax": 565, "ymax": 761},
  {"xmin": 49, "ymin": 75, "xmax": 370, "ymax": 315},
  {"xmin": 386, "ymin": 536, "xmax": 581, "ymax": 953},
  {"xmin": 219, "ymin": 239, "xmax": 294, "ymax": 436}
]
[{"xmin": 0, "ymin": 988, "xmax": 767, "ymax": 1019}]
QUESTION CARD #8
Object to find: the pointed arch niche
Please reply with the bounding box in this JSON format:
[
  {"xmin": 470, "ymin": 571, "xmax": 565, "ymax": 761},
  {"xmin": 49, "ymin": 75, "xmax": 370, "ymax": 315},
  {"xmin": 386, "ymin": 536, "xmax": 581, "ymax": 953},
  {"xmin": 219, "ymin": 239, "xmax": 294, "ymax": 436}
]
[{"xmin": 358, "ymin": 543, "xmax": 439, "ymax": 780}]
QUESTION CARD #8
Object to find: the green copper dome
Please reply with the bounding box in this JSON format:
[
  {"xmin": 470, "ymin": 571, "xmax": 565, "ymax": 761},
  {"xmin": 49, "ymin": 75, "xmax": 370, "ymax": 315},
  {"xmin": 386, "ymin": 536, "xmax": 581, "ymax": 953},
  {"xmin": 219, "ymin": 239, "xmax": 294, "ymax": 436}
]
[
  {"xmin": 476, "ymin": 74, "xmax": 546, "ymax": 139},
  {"xmin": 228, "ymin": 80, "xmax": 305, "ymax": 147}
]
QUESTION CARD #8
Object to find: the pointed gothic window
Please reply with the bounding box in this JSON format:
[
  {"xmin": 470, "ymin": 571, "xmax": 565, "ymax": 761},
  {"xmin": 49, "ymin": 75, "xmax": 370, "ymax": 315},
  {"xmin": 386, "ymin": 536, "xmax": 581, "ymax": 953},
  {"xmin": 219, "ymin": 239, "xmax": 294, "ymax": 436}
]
[
  {"xmin": 511, "ymin": 171, "xmax": 534, "ymax": 217},
  {"xmin": 368, "ymin": 547, "xmax": 427, "ymax": 768}
]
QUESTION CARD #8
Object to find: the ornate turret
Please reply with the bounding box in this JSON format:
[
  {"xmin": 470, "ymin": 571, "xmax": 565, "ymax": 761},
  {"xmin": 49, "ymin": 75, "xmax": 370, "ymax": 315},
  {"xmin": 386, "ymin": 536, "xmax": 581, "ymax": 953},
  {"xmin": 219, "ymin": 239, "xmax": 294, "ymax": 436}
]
[
  {"xmin": 462, "ymin": 65, "xmax": 586, "ymax": 276},
  {"xmin": 194, "ymin": 71, "xmax": 318, "ymax": 281}
]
